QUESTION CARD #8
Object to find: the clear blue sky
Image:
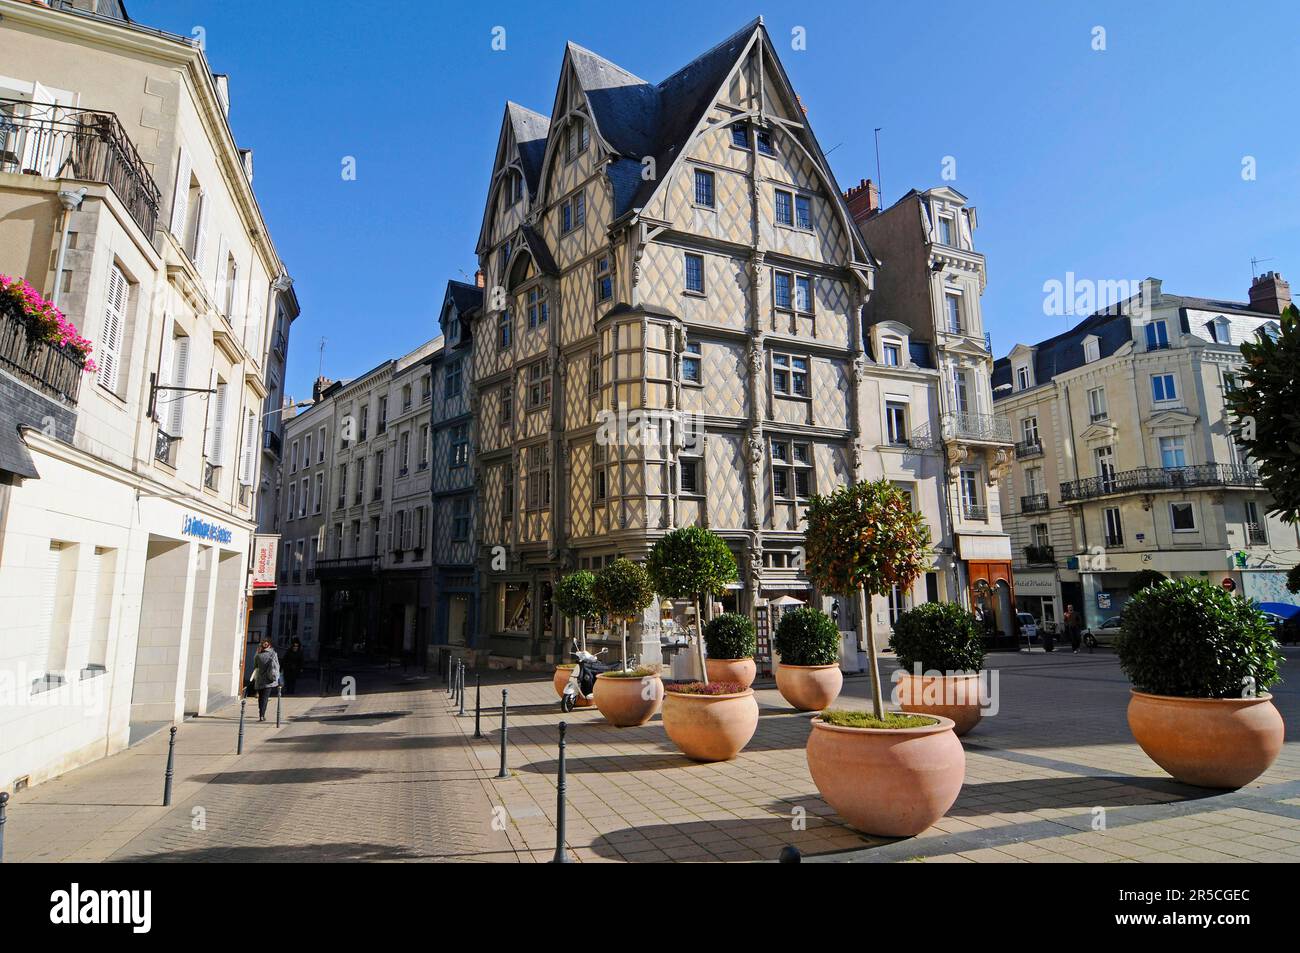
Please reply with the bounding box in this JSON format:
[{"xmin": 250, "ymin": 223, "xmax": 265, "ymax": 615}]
[{"xmin": 129, "ymin": 0, "xmax": 1300, "ymax": 402}]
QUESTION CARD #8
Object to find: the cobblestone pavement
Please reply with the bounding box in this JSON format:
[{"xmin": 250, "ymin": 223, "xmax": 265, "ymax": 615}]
[{"xmin": 5, "ymin": 649, "xmax": 1297, "ymax": 863}]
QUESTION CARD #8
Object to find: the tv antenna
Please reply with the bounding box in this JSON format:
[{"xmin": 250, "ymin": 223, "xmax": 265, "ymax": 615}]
[
  {"xmin": 1250, "ymin": 256, "xmax": 1273, "ymax": 279},
  {"xmin": 318, "ymin": 337, "xmax": 326, "ymax": 378},
  {"xmin": 873, "ymin": 127, "xmax": 883, "ymax": 204}
]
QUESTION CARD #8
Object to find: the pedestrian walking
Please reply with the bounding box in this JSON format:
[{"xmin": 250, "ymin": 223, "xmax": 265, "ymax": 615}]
[
  {"xmin": 282, "ymin": 638, "xmax": 304, "ymax": 695},
  {"xmin": 1065, "ymin": 605, "xmax": 1082, "ymax": 654},
  {"xmin": 252, "ymin": 639, "xmax": 281, "ymax": 722}
]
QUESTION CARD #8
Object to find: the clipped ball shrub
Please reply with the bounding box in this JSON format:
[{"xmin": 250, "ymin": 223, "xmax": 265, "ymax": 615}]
[
  {"xmin": 888, "ymin": 602, "xmax": 985, "ymax": 673},
  {"xmin": 1115, "ymin": 578, "xmax": 1282, "ymax": 698},
  {"xmin": 774, "ymin": 607, "xmax": 840, "ymax": 666},
  {"xmin": 1128, "ymin": 569, "xmax": 1167, "ymax": 593},
  {"xmin": 555, "ymin": 571, "xmax": 600, "ymax": 622},
  {"xmin": 703, "ymin": 612, "xmax": 756, "ymax": 660}
]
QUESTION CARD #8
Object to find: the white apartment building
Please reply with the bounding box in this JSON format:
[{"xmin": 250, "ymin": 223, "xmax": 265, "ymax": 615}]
[{"xmin": 0, "ymin": 0, "xmax": 290, "ymax": 790}]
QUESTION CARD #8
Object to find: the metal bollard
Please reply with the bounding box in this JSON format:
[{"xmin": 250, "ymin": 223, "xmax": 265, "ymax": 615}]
[
  {"xmin": 447, "ymin": 655, "xmax": 454, "ymax": 696},
  {"xmin": 0, "ymin": 790, "xmax": 8, "ymax": 864},
  {"xmin": 237, "ymin": 697, "xmax": 247, "ymax": 754},
  {"xmin": 778, "ymin": 845, "xmax": 802, "ymax": 864},
  {"xmin": 163, "ymin": 726, "xmax": 177, "ymax": 806},
  {"xmin": 496, "ymin": 688, "xmax": 509, "ymax": 779},
  {"xmin": 473, "ymin": 675, "xmax": 482, "ymax": 738},
  {"xmin": 551, "ymin": 721, "xmax": 570, "ymax": 863},
  {"xmin": 458, "ymin": 663, "xmax": 466, "ymax": 716}
]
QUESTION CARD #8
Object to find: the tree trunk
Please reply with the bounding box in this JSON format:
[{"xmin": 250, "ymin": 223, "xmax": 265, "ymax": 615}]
[
  {"xmin": 578, "ymin": 617, "xmax": 587, "ymax": 653},
  {"xmin": 621, "ymin": 618, "xmax": 628, "ymax": 672},
  {"xmin": 694, "ymin": 596, "xmax": 707, "ymax": 680},
  {"xmin": 860, "ymin": 586, "xmax": 884, "ymax": 719}
]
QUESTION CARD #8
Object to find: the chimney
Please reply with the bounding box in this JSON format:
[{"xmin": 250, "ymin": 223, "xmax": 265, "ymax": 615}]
[
  {"xmin": 843, "ymin": 178, "xmax": 880, "ymax": 226},
  {"xmin": 312, "ymin": 376, "xmax": 332, "ymax": 403},
  {"xmin": 474, "ymin": 268, "xmax": 485, "ymax": 288},
  {"xmin": 1248, "ymin": 271, "xmax": 1291, "ymax": 315},
  {"xmin": 212, "ymin": 74, "xmax": 230, "ymax": 117}
]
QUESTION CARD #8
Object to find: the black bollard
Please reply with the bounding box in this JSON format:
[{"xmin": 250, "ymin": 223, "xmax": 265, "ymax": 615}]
[
  {"xmin": 551, "ymin": 721, "xmax": 570, "ymax": 863},
  {"xmin": 496, "ymin": 688, "xmax": 509, "ymax": 779},
  {"xmin": 447, "ymin": 655, "xmax": 454, "ymax": 696},
  {"xmin": 163, "ymin": 726, "xmax": 177, "ymax": 806},
  {"xmin": 0, "ymin": 790, "xmax": 8, "ymax": 864},
  {"xmin": 473, "ymin": 675, "xmax": 482, "ymax": 738},
  {"xmin": 778, "ymin": 845, "xmax": 802, "ymax": 864},
  {"xmin": 237, "ymin": 697, "xmax": 247, "ymax": 754},
  {"xmin": 458, "ymin": 662, "xmax": 466, "ymax": 717},
  {"xmin": 275, "ymin": 681, "xmax": 283, "ymax": 728}
]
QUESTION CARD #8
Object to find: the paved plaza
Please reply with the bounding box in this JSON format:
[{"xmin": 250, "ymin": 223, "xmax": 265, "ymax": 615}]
[{"xmin": 4, "ymin": 648, "xmax": 1298, "ymax": 863}]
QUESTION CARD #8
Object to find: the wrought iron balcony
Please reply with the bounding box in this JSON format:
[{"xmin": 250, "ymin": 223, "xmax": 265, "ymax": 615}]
[
  {"xmin": 1246, "ymin": 521, "xmax": 1268, "ymax": 546},
  {"xmin": 1025, "ymin": 544, "xmax": 1055, "ymax": 564},
  {"xmin": 0, "ymin": 309, "xmax": 84, "ymax": 403},
  {"xmin": 1060, "ymin": 464, "xmax": 1261, "ymax": 503},
  {"xmin": 1104, "ymin": 533, "xmax": 1124, "ymax": 548},
  {"xmin": 203, "ymin": 461, "xmax": 219, "ymax": 491},
  {"xmin": 1014, "ymin": 439, "xmax": 1043, "ymax": 459},
  {"xmin": 262, "ymin": 429, "xmax": 282, "ymax": 458},
  {"xmin": 272, "ymin": 331, "xmax": 287, "ymax": 357},
  {"xmin": 0, "ymin": 98, "xmax": 161, "ymax": 236},
  {"xmin": 315, "ymin": 556, "xmax": 380, "ymax": 579},
  {"xmin": 963, "ymin": 503, "xmax": 988, "ymax": 522},
  {"xmin": 155, "ymin": 429, "xmax": 176, "ymax": 466},
  {"xmin": 941, "ymin": 412, "xmax": 1013, "ymax": 445},
  {"xmin": 1021, "ymin": 493, "xmax": 1050, "ymax": 513}
]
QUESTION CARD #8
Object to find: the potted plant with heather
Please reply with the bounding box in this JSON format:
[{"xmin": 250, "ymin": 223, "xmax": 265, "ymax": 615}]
[
  {"xmin": 661, "ymin": 678, "xmax": 759, "ymax": 762},
  {"xmin": 773, "ymin": 607, "xmax": 843, "ymax": 711},
  {"xmin": 647, "ymin": 526, "xmax": 738, "ymax": 679},
  {"xmin": 553, "ymin": 570, "xmax": 599, "ymax": 704},
  {"xmin": 802, "ymin": 479, "xmax": 962, "ymax": 838},
  {"xmin": 888, "ymin": 602, "xmax": 986, "ymax": 736},
  {"xmin": 702, "ymin": 612, "xmax": 757, "ymax": 689},
  {"xmin": 591, "ymin": 558, "xmax": 663, "ymax": 727},
  {"xmin": 1117, "ymin": 578, "xmax": 1284, "ymax": 789}
]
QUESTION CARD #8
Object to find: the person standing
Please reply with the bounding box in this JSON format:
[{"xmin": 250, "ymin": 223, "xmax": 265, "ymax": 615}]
[
  {"xmin": 252, "ymin": 639, "xmax": 281, "ymax": 722},
  {"xmin": 282, "ymin": 638, "xmax": 304, "ymax": 695},
  {"xmin": 1064, "ymin": 605, "xmax": 1082, "ymax": 654}
]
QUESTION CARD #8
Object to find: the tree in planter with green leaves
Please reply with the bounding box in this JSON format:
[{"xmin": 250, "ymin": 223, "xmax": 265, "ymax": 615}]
[
  {"xmin": 555, "ymin": 571, "xmax": 600, "ymax": 653},
  {"xmin": 803, "ymin": 479, "xmax": 931, "ymax": 719},
  {"xmin": 1227, "ymin": 304, "xmax": 1300, "ymax": 523},
  {"xmin": 647, "ymin": 526, "xmax": 738, "ymax": 677},
  {"xmin": 593, "ymin": 558, "xmax": 655, "ymax": 671}
]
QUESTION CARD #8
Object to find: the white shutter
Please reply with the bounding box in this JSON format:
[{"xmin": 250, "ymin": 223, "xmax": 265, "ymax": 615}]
[
  {"xmin": 156, "ymin": 318, "xmax": 174, "ymax": 420},
  {"xmin": 96, "ymin": 265, "xmax": 128, "ymax": 392},
  {"xmin": 168, "ymin": 335, "xmax": 190, "ymax": 436},
  {"xmin": 169, "ymin": 147, "xmax": 191, "ymax": 239},
  {"xmin": 402, "ymin": 510, "xmax": 412, "ymax": 549},
  {"xmin": 210, "ymin": 381, "xmax": 228, "ymax": 465},
  {"xmin": 214, "ymin": 235, "xmax": 229, "ymax": 306},
  {"xmin": 32, "ymin": 543, "xmax": 60, "ymax": 676},
  {"xmin": 239, "ymin": 409, "xmax": 256, "ymax": 485},
  {"xmin": 387, "ymin": 513, "xmax": 395, "ymax": 552},
  {"xmin": 192, "ymin": 189, "xmax": 208, "ymax": 266}
]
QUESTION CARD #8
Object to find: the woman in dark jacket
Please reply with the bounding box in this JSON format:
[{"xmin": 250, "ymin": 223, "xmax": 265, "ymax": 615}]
[
  {"xmin": 252, "ymin": 640, "xmax": 281, "ymax": 721},
  {"xmin": 282, "ymin": 638, "xmax": 304, "ymax": 695}
]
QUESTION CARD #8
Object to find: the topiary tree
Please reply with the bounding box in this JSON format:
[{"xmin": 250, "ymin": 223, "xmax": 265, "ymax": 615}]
[
  {"xmin": 647, "ymin": 526, "xmax": 738, "ymax": 677},
  {"xmin": 594, "ymin": 558, "xmax": 655, "ymax": 671},
  {"xmin": 1128, "ymin": 569, "xmax": 1167, "ymax": 594},
  {"xmin": 1116, "ymin": 578, "xmax": 1282, "ymax": 698},
  {"xmin": 703, "ymin": 612, "xmax": 756, "ymax": 661},
  {"xmin": 555, "ymin": 571, "xmax": 600, "ymax": 653},
  {"xmin": 888, "ymin": 602, "xmax": 985, "ymax": 673},
  {"xmin": 804, "ymin": 479, "xmax": 932, "ymax": 718},
  {"xmin": 774, "ymin": 607, "xmax": 840, "ymax": 666},
  {"xmin": 1227, "ymin": 304, "xmax": 1300, "ymax": 522}
]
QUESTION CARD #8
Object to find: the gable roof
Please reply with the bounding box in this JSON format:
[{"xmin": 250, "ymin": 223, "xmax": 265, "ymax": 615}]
[
  {"xmin": 445, "ymin": 279, "xmax": 483, "ymax": 316},
  {"xmin": 506, "ymin": 102, "xmax": 550, "ymax": 196}
]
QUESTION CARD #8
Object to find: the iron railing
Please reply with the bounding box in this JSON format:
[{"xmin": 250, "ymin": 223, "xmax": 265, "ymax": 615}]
[
  {"xmin": 1025, "ymin": 544, "xmax": 1055, "ymax": 564},
  {"xmin": 1104, "ymin": 533, "xmax": 1124, "ymax": 548},
  {"xmin": 942, "ymin": 412, "xmax": 1013, "ymax": 444},
  {"xmin": 963, "ymin": 503, "xmax": 988, "ymax": 522},
  {"xmin": 272, "ymin": 331, "xmax": 287, "ymax": 357},
  {"xmin": 315, "ymin": 556, "xmax": 380, "ymax": 578},
  {"xmin": 0, "ymin": 308, "xmax": 84, "ymax": 403},
  {"xmin": 1021, "ymin": 493, "xmax": 1049, "ymax": 513},
  {"xmin": 203, "ymin": 461, "xmax": 219, "ymax": 491},
  {"xmin": 262, "ymin": 429, "xmax": 282, "ymax": 458},
  {"xmin": 0, "ymin": 98, "xmax": 161, "ymax": 236},
  {"xmin": 1246, "ymin": 521, "xmax": 1268, "ymax": 545},
  {"xmin": 1015, "ymin": 439, "xmax": 1043, "ymax": 459},
  {"xmin": 1061, "ymin": 464, "xmax": 1261, "ymax": 502},
  {"xmin": 155, "ymin": 429, "xmax": 176, "ymax": 465}
]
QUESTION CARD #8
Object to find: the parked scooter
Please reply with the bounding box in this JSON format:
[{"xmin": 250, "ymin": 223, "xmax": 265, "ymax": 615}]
[{"xmin": 561, "ymin": 643, "xmax": 617, "ymax": 712}]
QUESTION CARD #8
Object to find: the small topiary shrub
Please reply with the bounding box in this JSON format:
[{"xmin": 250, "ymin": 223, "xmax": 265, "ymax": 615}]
[
  {"xmin": 664, "ymin": 680, "xmax": 747, "ymax": 695},
  {"xmin": 703, "ymin": 612, "xmax": 756, "ymax": 660},
  {"xmin": 1115, "ymin": 578, "xmax": 1283, "ymax": 698},
  {"xmin": 820, "ymin": 709, "xmax": 937, "ymax": 730},
  {"xmin": 774, "ymin": 607, "xmax": 840, "ymax": 666},
  {"xmin": 888, "ymin": 602, "xmax": 985, "ymax": 673},
  {"xmin": 600, "ymin": 664, "xmax": 661, "ymax": 679}
]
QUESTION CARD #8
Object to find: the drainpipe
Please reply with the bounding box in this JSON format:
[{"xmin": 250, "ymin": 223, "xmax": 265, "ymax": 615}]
[{"xmin": 51, "ymin": 188, "xmax": 87, "ymax": 309}]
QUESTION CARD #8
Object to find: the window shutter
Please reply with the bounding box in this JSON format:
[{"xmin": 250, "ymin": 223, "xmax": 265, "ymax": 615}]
[
  {"xmin": 214, "ymin": 235, "xmax": 229, "ymax": 304},
  {"xmin": 239, "ymin": 409, "xmax": 256, "ymax": 485},
  {"xmin": 402, "ymin": 511, "xmax": 412, "ymax": 549},
  {"xmin": 32, "ymin": 543, "xmax": 60, "ymax": 676},
  {"xmin": 97, "ymin": 265, "xmax": 128, "ymax": 392},
  {"xmin": 192, "ymin": 189, "xmax": 208, "ymax": 266},
  {"xmin": 210, "ymin": 381, "xmax": 228, "ymax": 465},
  {"xmin": 168, "ymin": 335, "xmax": 190, "ymax": 436},
  {"xmin": 169, "ymin": 147, "xmax": 191, "ymax": 239},
  {"xmin": 387, "ymin": 513, "xmax": 394, "ymax": 552},
  {"xmin": 157, "ymin": 319, "xmax": 174, "ymax": 419}
]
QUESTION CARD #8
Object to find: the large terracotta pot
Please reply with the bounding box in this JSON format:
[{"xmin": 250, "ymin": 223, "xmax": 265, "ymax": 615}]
[
  {"xmin": 594, "ymin": 672, "xmax": 663, "ymax": 727},
  {"xmin": 896, "ymin": 671, "xmax": 984, "ymax": 736},
  {"xmin": 705, "ymin": 657, "xmax": 756, "ymax": 690},
  {"xmin": 553, "ymin": 664, "xmax": 591, "ymax": 707},
  {"xmin": 776, "ymin": 663, "xmax": 843, "ymax": 711},
  {"xmin": 662, "ymin": 689, "xmax": 759, "ymax": 762},
  {"xmin": 1127, "ymin": 690, "xmax": 1285, "ymax": 789},
  {"xmin": 807, "ymin": 715, "xmax": 965, "ymax": 837}
]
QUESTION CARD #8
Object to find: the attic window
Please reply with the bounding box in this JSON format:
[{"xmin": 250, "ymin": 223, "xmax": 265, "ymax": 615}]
[
  {"xmin": 1209, "ymin": 316, "xmax": 1231, "ymax": 344},
  {"xmin": 730, "ymin": 123, "xmax": 748, "ymax": 148},
  {"xmin": 756, "ymin": 129, "xmax": 775, "ymax": 156},
  {"xmin": 1015, "ymin": 365, "xmax": 1031, "ymax": 391},
  {"xmin": 1083, "ymin": 338, "xmax": 1099, "ymax": 363},
  {"xmin": 566, "ymin": 118, "xmax": 589, "ymax": 161},
  {"xmin": 1260, "ymin": 321, "xmax": 1281, "ymax": 343},
  {"xmin": 508, "ymin": 171, "xmax": 523, "ymax": 205}
]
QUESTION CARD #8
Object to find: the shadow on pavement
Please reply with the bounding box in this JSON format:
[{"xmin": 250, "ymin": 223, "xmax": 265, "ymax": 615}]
[
  {"xmin": 114, "ymin": 841, "xmax": 425, "ymax": 863},
  {"xmin": 192, "ymin": 767, "xmax": 376, "ymax": 785},
  {"xmin": 950, "ymin": 774, "xmax": 1219, "ymax": 813},
  {"xmin": 588, "ymin": 813, "xmax": 877, "ymax": 861}
]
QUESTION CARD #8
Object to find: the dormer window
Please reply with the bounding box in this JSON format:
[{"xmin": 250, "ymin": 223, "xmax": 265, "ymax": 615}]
[
  {"xmin": 1083, "ymin": 337, "xmax": 1100, "ymax": 363},
  {"xmin": 1260, "ymin": 321, "xmax": 1281, "ymax": 343},
  {"xmin": 1209, "ymin": 316, "xmax": 1231, "ymax": 344},
  {"xmin": 1144, "ymin": 320, "xmax": 1169, "ymax": 351},
  {"xmin": 882, "ymin": 340, "xmax": 902, "ymax": 367},
  {"xmin": 1015, "ymin": 365, "xmax": 1032, "ymax": 391},
  {"xmin": 938, "ymin": 215, "xmax": 954, "ymax": 246}
]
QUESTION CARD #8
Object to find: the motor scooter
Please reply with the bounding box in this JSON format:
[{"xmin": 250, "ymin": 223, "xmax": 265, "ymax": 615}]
[{"xmin": 561, "ymin": 643, "xmax": 617, "ymax": 712}]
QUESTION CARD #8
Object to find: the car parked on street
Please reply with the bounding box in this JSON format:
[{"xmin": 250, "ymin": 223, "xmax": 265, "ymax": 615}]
[{"xmin": 1083, "ymin": 615, "xmax": 1124, "ymax": 648}]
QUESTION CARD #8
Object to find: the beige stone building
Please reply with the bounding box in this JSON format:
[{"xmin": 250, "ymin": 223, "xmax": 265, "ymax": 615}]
[
  {"xmin": 0, "ymin": 0, "xmax": 289, "ymax": 789},
  {"xmin": 468, "ymin": 19, "xmax": 957, "ymax": 667},
  {"xmin": 993, "ymin": 273, "xmax": 1300, "ymax": 630}
]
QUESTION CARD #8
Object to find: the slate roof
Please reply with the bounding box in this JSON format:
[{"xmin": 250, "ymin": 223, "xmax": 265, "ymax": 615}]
[
  {"xmin": 506, "ymin": 102, "xmax": 550, "ymax": 197},
  {"xmin": 446, "ymin": 279, "xmax": 483, "ymax": 315},
  {"xmin": 0, "ymin": 421, "xmax": 38, "ymax": 479},
  {"xmin": 992, "ymin": 308, "xmax": 1133, "ymax": 396}
]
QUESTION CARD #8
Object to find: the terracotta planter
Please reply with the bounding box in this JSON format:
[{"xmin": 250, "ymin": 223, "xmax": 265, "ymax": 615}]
[
  {"xmin": 593, "ymin": 672, "xmax": 663, "ymax": 727},
  {"xmin": 1127, "ymin": 690, "xmax": 1285, "ymax": 789},
  {"xmin": 553, "ymin": 664, "xmax": 591, "ymax": 707},
  {"xmin": 704, "ymin": 657, "xmax": 756, "ymax": 690},
  {"xmin": 662, "ymin": 689, "xmax": 759, "ymax": 762},
  {"xmin": 896, "ymin": 671, "xmax": 984, "ymax": 736},
  {"xmin": 807, "ymin": 715, "xmax": 965, "ymax": 837},
  {"xmin": 775, "ymin": 662, "xmax": 843, "ymax": 711}
]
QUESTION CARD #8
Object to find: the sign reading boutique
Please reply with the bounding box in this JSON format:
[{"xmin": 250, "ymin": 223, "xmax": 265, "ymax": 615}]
[{"xmin": 181, "ymin": 514, "xmax": 234, "ymax": 545}]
